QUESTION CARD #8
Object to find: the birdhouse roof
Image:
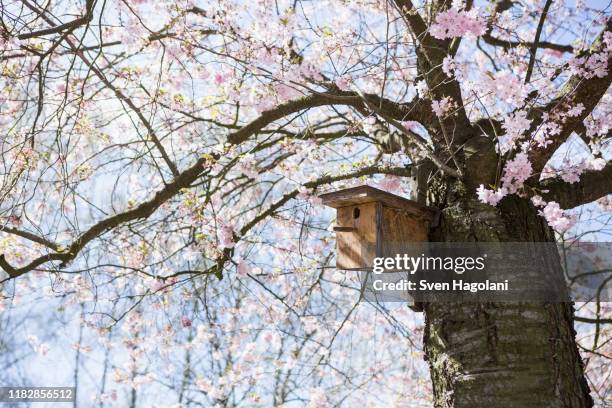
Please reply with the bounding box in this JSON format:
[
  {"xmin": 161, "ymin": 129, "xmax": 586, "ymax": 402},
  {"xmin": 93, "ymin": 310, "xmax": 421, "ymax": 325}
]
[{"xmin": 318, "ymin": 185, "xmax": 436, "ymax": 218}]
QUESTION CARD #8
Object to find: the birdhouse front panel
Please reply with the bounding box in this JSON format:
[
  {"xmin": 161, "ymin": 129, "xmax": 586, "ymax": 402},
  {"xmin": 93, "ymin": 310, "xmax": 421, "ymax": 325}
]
[{"xmin": 335, "ymin": 202, "xmax": 378, "ymax": 270}]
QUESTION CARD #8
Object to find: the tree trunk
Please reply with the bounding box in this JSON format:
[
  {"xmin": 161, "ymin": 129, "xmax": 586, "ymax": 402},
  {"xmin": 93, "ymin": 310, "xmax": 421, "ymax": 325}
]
[{"xmin": 423, "ymin": 182, "xmax": 593, "ymax": 407}]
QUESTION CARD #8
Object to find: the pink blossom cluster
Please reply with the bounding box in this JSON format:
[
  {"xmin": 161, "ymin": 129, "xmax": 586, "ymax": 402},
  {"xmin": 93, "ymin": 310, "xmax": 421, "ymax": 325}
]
[
  {"xmin": 477, "ymin": 188, "xmax": 577, "ymax": 232},
  {"xmin": 533, "ymin": 120, "xmax": 561, "ymax": 148},
  {"xmin": 481, "ymin": 70, "xmax": 529, "ymax": 106},
  {"xmin": 476, "ymin": 153, "xmax": 533, "ymax": 205},
  {"xmin": 373, "ymin": 175, "xmax": 402, "ymax": 192},
  {"xmin": 569, "ymin": 52, "xmax": 610, "ymax": 79},
  {"xmin": 236, "ymin": 259, "xmax": 251, "ymax": 276},
  {"xmin": 236, "ymin": 154, "xmax": 259, "ymax": 178},
  {"xmin": 531, "ymin": 195, "xmax": 576, "ymax": 232},
  {"xmin": 431, "ymin": 96, "xmax": 455, "ymax": 117},
  {"xmin": 539, "ymin": 201, "xmax": 576, "ymax": 231},
  {"xmin": 415, "ymin": 80, "xmax": 428, "ymax": 97},
  {"xmin": 297, "ymin": 186, "xmax": 324, "ymax": 206},
  {"xmin": 500, "ymin": 152, "xmax": 532, "ymax": 193},
  {"xmin": 429, "ymin": 8, "xmax": 487, "ymax": 40},
  {"xmin": 335, "ymin": 75, "xmax": 352, "ymax": 91},
  {"xmin": 558, "ymin": 160, "xmax": 587, "ymax": 184},
  {"xmin": 498, "ymin": 110, "xmax": 532, "ymax": 154},
  {"xmin": 401, "ymin": 120, "xmax": 420, "ymax": 131},
  {"xmin": 476, "ymin": 185, "xmax": 508, "ymax": 206},
  {"xmin": 219, "ymin": 223, "xmax": 237, "ymax": 248},
  {"xmin": 551, "ymin": 156, "xmax": 606, "ymax": 184},
  {"xmin": 442, "ymin": 56, "xmax": 457, "ymax": 77},
  {"xmin": 584, "ymin": 114, "xmax": 611, "ymax": 146}
]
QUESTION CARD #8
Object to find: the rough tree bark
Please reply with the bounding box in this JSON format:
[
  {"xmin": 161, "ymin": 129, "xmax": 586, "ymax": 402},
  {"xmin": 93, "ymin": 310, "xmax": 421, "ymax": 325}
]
[{"xmin": 421, "ymin": 179, "xmax": 593, "ymax": 407}]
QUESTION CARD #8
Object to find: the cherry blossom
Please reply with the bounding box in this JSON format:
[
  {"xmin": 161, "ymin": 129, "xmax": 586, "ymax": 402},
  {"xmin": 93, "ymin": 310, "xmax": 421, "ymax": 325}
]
[
  {"xmin": 431, "ymin": 96, "xmax": 455, "ymax": 117},
  {"xmin": 500, "ymin": 152, "xmax": 533, "ymax": 193},
  {"xmin": 429, "ymin": 8, "xmax": 487, "ymax": 40},
  {"xmin": 477, "ymin": 185, "xmax": 508, "ymax": 206},
  {"xmin": 540, "ymin": 201, "xmax": 576, "ymax": 231},
  {"xmin": 498, "ymin": 110, "xmax": 532, "ymax": 154}
]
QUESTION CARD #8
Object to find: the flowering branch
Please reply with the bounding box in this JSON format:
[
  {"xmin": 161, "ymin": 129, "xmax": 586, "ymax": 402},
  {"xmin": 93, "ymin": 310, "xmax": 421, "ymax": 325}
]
[{"xmin": 539, "ymin": 162, "xmax": 612, "ymax": 209}]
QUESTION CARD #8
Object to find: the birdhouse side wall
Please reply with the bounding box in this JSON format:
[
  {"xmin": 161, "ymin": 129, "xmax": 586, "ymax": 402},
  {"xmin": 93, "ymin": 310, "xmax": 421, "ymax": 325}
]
[{"xmin": 380, "ymin": 206, "xmax": 429, "ymax": 258}]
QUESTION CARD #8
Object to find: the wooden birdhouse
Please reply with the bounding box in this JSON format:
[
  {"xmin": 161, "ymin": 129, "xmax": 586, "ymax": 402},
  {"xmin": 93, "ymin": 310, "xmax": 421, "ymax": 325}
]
[{"xmin": 319, "ymin": 185, "xmax": 435, "ymax": 270}]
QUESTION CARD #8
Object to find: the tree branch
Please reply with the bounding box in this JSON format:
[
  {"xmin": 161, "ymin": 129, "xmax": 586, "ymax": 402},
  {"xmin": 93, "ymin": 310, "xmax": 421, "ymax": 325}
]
[
  {"xmin": 17, "ymin": 0, "xmax": 95, "ymax": 40},
  {"xmin": 529, "ymin": 18, "xmax": 612, "ymax": 174},
  {"xmin": 574, "ymin": 316, "xmax": 612, "ymax": 324},
  {"xmin": 392, "ymin": 0, "xmax": 474, "ymax": 147},
  {"xmin": 0, "ymin": 226, "xmax": 61, "ymax": 250},
  {"xmin": 0, "ymin": 157, "xmax": 210, "ymax": 280},
  {"xmin": 15, "ymin": 0, "xmax": 181, "ymax": 177},
  {"xmin": 392, "ymin": 0, "xmax": 429, "ymax": 40},
  {"xmin": 0, "ymin": 163, "xmax": 411, "ymax": 281},
  {"xmin": 539, "ymin": 162, "xmax": 612, "ymax": 209},
  {"xmin": 482, "ymin": 33, "xmax": 573, "ymax": 54},
  {"xmin": 227, "ymin": 91, "xmax": 433, "ymax": 145},
  {"xmin": 354, "ymin": 88, "xmax": 463, "ymax": 178},
  {"xmin": 525, "ymin": 0, "xmax": 554, "ymax": 83}
]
